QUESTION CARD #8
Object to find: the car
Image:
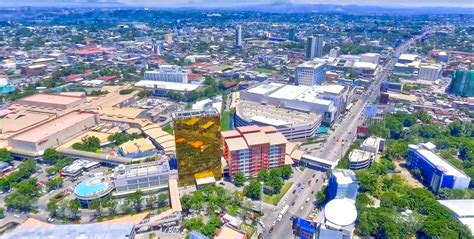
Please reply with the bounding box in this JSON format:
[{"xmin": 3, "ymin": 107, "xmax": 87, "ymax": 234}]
[
  {"xmin": 47, "ymin": 217, "xmax": 55, "ymax": 223},
  {"xmin": 312, "ymin": 174, "xmax": 316, "ymax": 178},
  {"xmin": 306, "ymin": 197, "xmax": 310, "ymax": 203},
  {"xmin": 219, "ymin": 181, "xmax": 225, "ymax": 186},
  {"xmin": 269, "ymin": 226, "xmax": 274, "ymax": 233},
  {"xmin": 297, "ymin": 183, "xmax": 301, "ymax": 187},
  {"xmin": 291, "ymin": 201, "xmax": 296, "ymax": 206},
  {"xmin": 13, "ymin": 214, "xmax": 20, "ymax": 218},
  {"xmin": 316, "ymin": 179, "xmax": 319, "ymax": 183},
  {"xmin": 300, "ymin": 206, "xmax": 304, "ymax": 211},
  {"xmin": 272, "ymin": 221, "xmax": 276, "ymax": 226},
  {"xmin": 292, "ymin": 189, "xmax": 296, "ymax": 194},
  {"xmin": 311, "ymin": 191, "xmax": 314, "ymax": 194}
]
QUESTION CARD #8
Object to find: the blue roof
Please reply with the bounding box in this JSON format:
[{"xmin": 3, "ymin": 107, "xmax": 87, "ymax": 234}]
[{"xmin": 293, "ymin": 217, "xmax": 315, "ymax": 237}]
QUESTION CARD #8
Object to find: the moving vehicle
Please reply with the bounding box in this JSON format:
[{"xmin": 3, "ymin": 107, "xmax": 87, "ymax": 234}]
[
  {"xmin": 306, "ymin": 197, "xmax": 310, "ymax": 203},
  {"xmin": 269, "ymin": 226, "xmax": 274, "ymax": 233},
  {"xmin": 277, "ymin": 205, "xmax": 290, "ymax": 221}
]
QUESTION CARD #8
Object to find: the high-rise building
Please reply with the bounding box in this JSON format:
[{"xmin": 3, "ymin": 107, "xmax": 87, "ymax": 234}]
[
  {"xmin": 288, "ymin": 28, "xmax": 297, "ymax": 41},
  {"xmin": 221, "ymin": 125, "xmax": 287, "ymax": 179},
  {"xmin": 295, "ymin": 61, "xmax": 327, "ymax": 86},
  {"xmin": 144, "ymin": 65, "xmax": 188, "ymax": 83},
  {"xmin": 235, "ymin": 25, "xmax": 242, "ymax": 47},
  {"xmin": 314, "ymin": 34, "xmax": 323, "ymax": 58},
  {"xmin": 306, "ymin": 36, "xmax": 316, "ymax": 59},
  {"xmin": 306, "ymin": 35, "xmax": 323, "ymax": 59},
  {"xmin": 151, "ymin": 40, "xmax": 161, "ymax": 56},
  {"xmin": 173, "ymin": 108, "xmax": 222, "ymax": 186},
  {"xmin": 418, "ymin": 64, "xmax": 441, "ymax": 81},
  {"xmin": 327, "ymin": 169, "xmax": 359, "ymax": 201},
  {"xmin": 447, "ymin": 70, "xmax": 474, "ymax": 97}
]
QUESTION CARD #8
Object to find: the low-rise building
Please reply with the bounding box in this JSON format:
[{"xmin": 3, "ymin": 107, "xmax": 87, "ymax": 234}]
[
  {"xmin": 113, "ymin": 161, "xmax": 177, "ymax": 196},
  {"xmin": 318, "ymin": 198, "xmax": 357, "ymax": 239},
  {"xmin": 438, "ymin": 199, "xmax": 474, "ymax": 235},
  {"xmin": 348, "ymin": 149, "xmax": 374, "ymax": 170},
  {"xmin": 144, "ymin": 65, "xmax": 188, "ymax": 83},
  {"xmin": 234, "ymin": 101, "xmax": 322, "ymax": 140},
  {"xmin": 407, "ymin": 144, "xmax": 471, "ymax": 192},
  {"xmin": 361, "ymin": 136, "xmax": 385, "ymax": 154}
]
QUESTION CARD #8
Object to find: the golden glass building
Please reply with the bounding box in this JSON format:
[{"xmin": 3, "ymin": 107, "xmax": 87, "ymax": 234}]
[{"xmin": 173, "ymin": 108, "xmax": 222, "ymax": 186}]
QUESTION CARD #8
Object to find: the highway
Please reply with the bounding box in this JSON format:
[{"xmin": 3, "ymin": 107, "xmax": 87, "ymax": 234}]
[{"xmin": 262, "ymin": 30, "xmax": 431, "ymax": 239}]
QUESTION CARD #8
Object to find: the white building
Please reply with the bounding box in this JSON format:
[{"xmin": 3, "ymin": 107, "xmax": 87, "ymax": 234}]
[
  {"xmin": 143, "ymin": 65, "xmax": 188, "ymax": 83},
  {"xmin": 234, "ymin": 101, "xmax": 322, "ymax": 140},
  {"xmin": 360, "ymin": 53, "xmax": 380, "ymax": 64},
  {"xmin": 240, "ymin": 82, "xmax": 348, "ymax": 124},
  {"xmin": 329, "ymin": 47, "xmax": 341, "ymax": 58},
  {"xmin": 418, "ymin": 64, "xmax": 441, "ymax": 81},
  {"xmin": 349, "ymin": 149, "xmax": 374, "ymax": 170},
  {"xmin": 438, "ymin": 200, "xmax": 474, "ymax": 235},
  {"xmin": 295, "ymin": 61, "xmax": 327, "ymax": 86},
  {"xmin": 318, "ymin": 198, "xmax": 357, "ymax": 239},
  {"xmin": 361, "ymin": 136, "xmax": 385, "ymax": 154}
]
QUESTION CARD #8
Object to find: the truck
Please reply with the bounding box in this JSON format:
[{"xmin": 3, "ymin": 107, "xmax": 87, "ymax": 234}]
[{"xmin": 277, "ymin": 205, "xmax": 290, "ymax": 221}]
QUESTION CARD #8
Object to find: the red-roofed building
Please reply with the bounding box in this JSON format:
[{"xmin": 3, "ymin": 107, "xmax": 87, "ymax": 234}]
[
  {"xmin": 99, "ymin": 75, "xmax": 119, "ymax": 82},
  {"xmin": 66, "ymin": 74, "xmax": 82, "ymax": 82}
]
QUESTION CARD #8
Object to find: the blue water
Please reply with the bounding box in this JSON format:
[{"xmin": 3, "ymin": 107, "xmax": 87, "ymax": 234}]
[{"xmin": 74, "ymin": 178, "xmax": 109, "ymax": 197}]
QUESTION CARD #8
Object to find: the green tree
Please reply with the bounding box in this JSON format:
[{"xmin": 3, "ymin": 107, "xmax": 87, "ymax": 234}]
[
  {"xmin": 89, "ymin": 199, "xmax": 103, "ymax": 216},
  {"xmin": 127, "ymin": 190, "xmax": 144, "ymax": 212},
  {"xmin": 243, "ymin": 180, "xmax": 261, "ymax": 200},
  {"xmin": 316, "ymin": 186, "xmax": 328, "ymax": 208},
  {"xmin": 157, "ymin": 193, "xmax": 169, "ymax": 207},
  {"xmin": 47, "ymin": 199, "xmax": 59, "ymax": 217},
  {"xmin": 257, "ymin": 169, "xmax": 269, "ymax": 182},
  {"xmin": 46, "ymin": 177, "xmax": 64, "ymax": 191},
  {"xmin": 145, "ymin": 195, "xmax": 157, "ymax": 209},
  {"xmin": 0, "ymin": 207, "xmax": 4, "ymax": 219},
  {"xmin": 234, "ymin": 172, "xmax": 245, "ymax": 187},
  {"xmin": 68, "ymin": 200, "xmax": 81, "ymax": 219},
  {"xmin": 107, "ymin": 199, "xmax": 118, "ymax": 216},
  {"xmin": 449, "ymin": 121, "xmax": 463, "ymax": 137},
  {"xmin": 0, "ymin": 148, "xmax": 12, "ymax": 163},
  {"xmin": 281, "ymin": 165, "xmax": 293, "ymax": 179},
  {"xmin": 43, "ymin": 148, "xmax": 60, "ymax": 164}
]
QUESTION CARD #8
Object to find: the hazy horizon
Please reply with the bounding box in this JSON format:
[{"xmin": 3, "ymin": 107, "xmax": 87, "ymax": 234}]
[{"xmin": 0, "ymin": 0, "xmax": 473, "ymax": 8}]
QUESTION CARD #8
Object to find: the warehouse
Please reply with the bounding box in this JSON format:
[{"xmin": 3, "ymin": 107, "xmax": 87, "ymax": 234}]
[{"xmin": 8, "ymin": 111, "xmax": 100, "ymax": 155}]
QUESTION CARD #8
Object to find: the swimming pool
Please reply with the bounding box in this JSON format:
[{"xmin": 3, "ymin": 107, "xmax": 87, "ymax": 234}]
[{"xmin": 74, "ymin": 177, "xmax": 113, "ymax": 200}]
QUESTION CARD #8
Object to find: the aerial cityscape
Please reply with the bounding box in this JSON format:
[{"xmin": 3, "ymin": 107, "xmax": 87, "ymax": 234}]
[{"xmin": 0, "ymin": 1, "xmax": 472, "ymax": 239}]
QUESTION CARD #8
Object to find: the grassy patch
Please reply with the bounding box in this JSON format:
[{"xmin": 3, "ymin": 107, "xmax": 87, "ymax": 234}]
[
  {"xmin": 240, "ymin": 224, "xmax": 256, "ymax": 238},
  {"xmin": 255, "ymin": 67, "xmax": 275, "ymax": 74},
  {"xmin": 221, "ymin": 111, "xmax": 231, "ymax": 131},
  {"xmin": 217, "ymin": 65, "xmax": 233, "ymax": 71},
  {"xmin": 263, "ymin": 182, "xmax": 293, "ymax": 205},
  {"xmin": 162, "ymin": 124, "xmax": 174, "ymax": 135}
]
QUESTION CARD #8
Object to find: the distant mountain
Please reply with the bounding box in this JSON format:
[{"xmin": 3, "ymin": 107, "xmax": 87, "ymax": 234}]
[
  {"xmin": 1, "ymin": 1, "xmax": 473, "ymax": 15},
  {"xmin": 200, "ymin": 2, "xmax": 474, "ymax": 15}
]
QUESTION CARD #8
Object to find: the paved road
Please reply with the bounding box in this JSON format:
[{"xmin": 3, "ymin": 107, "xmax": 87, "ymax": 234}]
[
  {"xmin": 261, "ymin": 170, "xmax": 325, "ymax": 238},
  {"xmin": 264, "ymin": 30, "xmax": 432, "ymax": 239}
]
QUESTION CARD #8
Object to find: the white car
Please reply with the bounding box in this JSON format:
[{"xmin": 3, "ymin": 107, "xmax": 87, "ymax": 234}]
[{"xmin": 272, "ymin": 221, "xmax": 276, "ymax": 226}]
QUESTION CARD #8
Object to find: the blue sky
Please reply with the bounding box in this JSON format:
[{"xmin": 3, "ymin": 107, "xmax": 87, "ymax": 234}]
[{"xmin": 1, "ymin": 0, "xmax": 473, "ymax": 8}]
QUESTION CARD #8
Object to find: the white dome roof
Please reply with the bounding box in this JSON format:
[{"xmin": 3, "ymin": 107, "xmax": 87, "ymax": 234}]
[{"xmin": 324, "ymin": 198, "xmax": 357, "ymax": 226}]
